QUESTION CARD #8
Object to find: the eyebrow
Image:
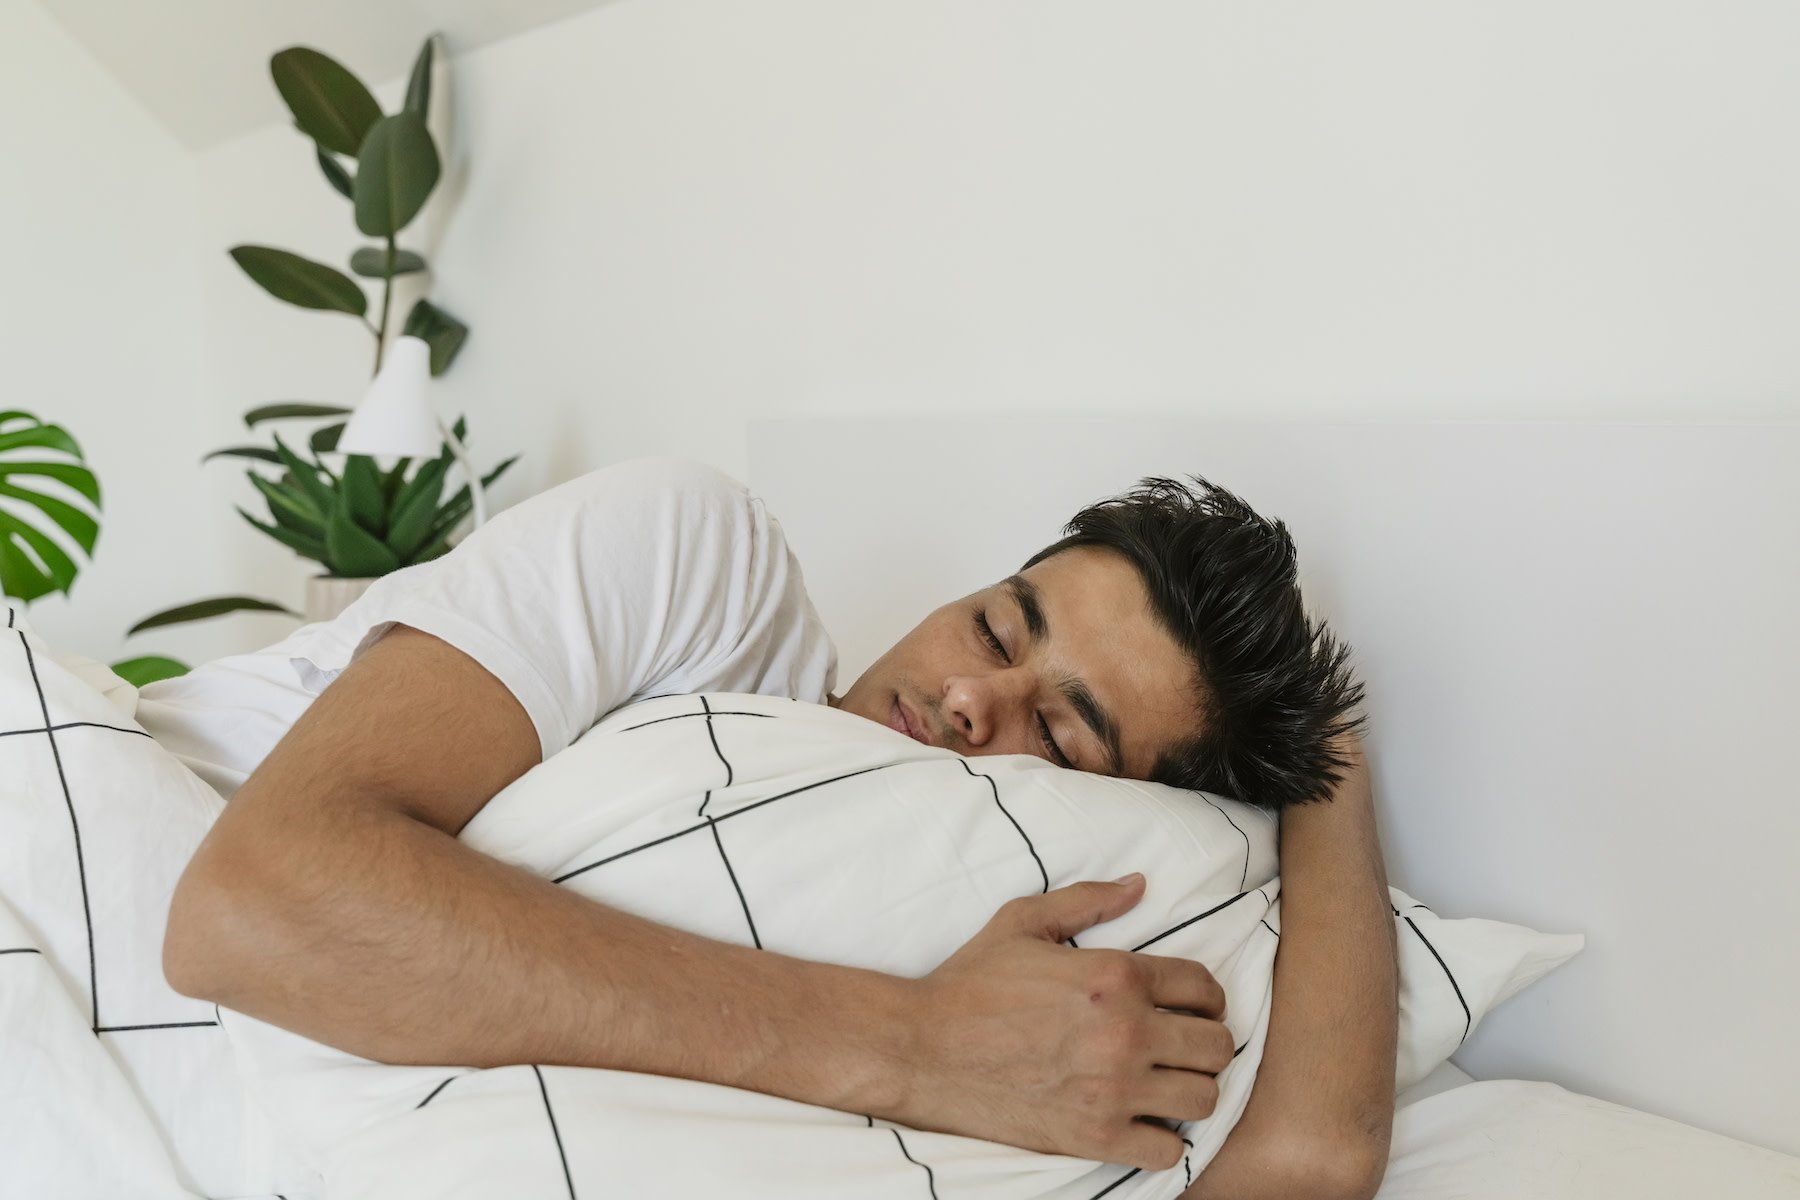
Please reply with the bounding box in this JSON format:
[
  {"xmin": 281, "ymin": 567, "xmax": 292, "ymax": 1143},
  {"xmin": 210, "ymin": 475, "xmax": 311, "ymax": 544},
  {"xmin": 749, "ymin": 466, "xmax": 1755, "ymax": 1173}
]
[{"xmin": 1003, "ymin": 575, "xmax": 1124, "ymax": 774}]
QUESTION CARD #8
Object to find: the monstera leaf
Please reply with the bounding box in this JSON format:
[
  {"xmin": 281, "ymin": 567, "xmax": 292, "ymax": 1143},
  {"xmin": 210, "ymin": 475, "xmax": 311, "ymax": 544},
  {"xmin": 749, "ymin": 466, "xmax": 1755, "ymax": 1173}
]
[{"xmin": 0, "ymin": 411, "xmax": 101, "ymax": 603}]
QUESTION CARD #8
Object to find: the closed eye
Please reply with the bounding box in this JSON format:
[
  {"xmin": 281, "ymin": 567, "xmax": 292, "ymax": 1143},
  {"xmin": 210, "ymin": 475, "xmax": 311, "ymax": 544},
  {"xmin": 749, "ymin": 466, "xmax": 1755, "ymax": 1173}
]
[
  {"xmin": 1037, "ymin": 715, "xmax": 1074, "ymax": 768},
  {"xmin": 974, "ymin": 609, "xmax": 1008, "ymax": 662}
]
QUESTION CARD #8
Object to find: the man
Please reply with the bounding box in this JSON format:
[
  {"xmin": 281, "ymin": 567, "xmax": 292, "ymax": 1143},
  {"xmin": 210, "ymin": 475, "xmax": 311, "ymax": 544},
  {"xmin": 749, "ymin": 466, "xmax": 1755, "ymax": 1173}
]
[{"xmin": 151, "ymin": 458, "xmax": 1396, "ymax": 1200}]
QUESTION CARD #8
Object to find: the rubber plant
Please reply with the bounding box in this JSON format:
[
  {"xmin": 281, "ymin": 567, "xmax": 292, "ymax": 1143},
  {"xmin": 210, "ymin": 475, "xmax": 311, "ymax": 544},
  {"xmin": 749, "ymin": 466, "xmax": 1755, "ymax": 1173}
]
[{"xmin": 122, "ymin": 37, "xmax": 513, "ymax": 683}]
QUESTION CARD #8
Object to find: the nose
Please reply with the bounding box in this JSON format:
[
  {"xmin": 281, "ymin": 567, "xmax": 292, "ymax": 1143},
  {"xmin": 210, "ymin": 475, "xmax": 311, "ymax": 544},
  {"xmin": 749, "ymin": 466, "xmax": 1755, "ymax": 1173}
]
[{"xmin": 942, "ymin": 667, "xmax": 1033, "ymax": 749}]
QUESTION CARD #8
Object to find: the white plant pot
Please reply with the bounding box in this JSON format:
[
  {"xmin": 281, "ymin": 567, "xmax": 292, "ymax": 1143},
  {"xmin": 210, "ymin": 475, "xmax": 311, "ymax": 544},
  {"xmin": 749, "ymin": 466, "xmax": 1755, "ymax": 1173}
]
[{"xmin": 305, "ymin": 575, "xmax": 376, "ymax": 624}]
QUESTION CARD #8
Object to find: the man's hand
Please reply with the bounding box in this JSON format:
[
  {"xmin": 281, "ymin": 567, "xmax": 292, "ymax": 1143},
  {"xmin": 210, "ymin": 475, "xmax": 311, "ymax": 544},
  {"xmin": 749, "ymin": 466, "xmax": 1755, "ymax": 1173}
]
[{"xmin": 896, "ymin": 875, "xmax": 1234, "ymax": 1169}]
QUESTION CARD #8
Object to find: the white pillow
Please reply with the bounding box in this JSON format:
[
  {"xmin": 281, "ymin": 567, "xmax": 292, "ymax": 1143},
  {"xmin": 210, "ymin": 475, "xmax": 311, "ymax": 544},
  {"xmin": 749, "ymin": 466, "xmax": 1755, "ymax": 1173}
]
[
  {"xmin": 1379, "ymin": 1080, "xmax": 1800, "ymax": 1199},
  {"xmin": 239, "ymin": 692, "xmax": 1583, "ymax": 1200}
]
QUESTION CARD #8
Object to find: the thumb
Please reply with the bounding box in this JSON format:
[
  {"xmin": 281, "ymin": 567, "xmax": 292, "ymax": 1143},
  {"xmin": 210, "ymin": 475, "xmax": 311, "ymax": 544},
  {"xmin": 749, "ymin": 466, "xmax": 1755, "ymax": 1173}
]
[{"xmin": 1009, "ymin": 874, "xmax": 1146, "ymax": 943}]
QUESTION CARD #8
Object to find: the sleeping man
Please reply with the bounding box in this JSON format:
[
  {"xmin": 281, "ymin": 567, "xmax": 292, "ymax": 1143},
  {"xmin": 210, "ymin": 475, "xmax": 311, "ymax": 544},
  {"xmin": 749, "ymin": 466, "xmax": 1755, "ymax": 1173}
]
[{"xmin": 146, "ymin": 458, "xmax": 1397, "ymax": 1200}]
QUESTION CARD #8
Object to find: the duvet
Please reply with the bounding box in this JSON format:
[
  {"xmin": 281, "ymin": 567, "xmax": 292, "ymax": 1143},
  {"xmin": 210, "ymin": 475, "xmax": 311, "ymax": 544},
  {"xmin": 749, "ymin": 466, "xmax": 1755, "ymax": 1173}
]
[{"xmin": 0, "ymin": 609, "xmax": 1579, "ymax": 1199}]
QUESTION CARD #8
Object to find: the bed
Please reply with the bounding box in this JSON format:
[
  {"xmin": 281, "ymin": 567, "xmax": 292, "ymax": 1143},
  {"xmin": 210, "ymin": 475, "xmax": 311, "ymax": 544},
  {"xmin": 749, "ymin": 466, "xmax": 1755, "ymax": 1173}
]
[{"xmin": 2, "ymin": 418, "xmax": 1796, "ymax": 1197}]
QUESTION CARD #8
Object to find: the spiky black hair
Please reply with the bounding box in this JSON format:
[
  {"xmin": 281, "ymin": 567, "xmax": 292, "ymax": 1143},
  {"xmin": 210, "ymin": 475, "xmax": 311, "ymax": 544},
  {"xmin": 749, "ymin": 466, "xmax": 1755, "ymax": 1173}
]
[{"xmin": 1026, "ymin": 476, "xmax": 1364, "ymax": 808}]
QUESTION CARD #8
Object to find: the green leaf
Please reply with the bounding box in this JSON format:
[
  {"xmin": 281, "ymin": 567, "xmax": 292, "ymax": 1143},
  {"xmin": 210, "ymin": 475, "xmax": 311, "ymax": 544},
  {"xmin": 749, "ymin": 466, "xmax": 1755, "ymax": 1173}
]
[
  {"xmin": 246, "ymin": 472, "xmax": 324, "ymax": 535},
  {"xmin": 325, "ymin": 502, "xmax": 399, "ymax": 577},
  {"xmin": 271, "ymin": 435, "xmax": 338, "ymax": 516},
  {"xmin": 109, "ymin": 656, "xmax": 189, "ymax": 687},
  {"xmin": 244, "ymin": 402, "xmax": 352, "ymax": 428},
  {"xmin": 0, "ymin": 509, "xmax": 79, "ymax": 596},
  {"xmin": 0, "ymin": 482, "xmax": 99, "ymax": 553},
  {"xmin": 401, "ymin": 299, "xmax": 469, "ymax": 376},
  {"xmin": 317, "ymin": 145, "xmax": 354, "ymax": 198},
  {"xmin": 354, "ymin": 112, "xmax": 440, "ymax": 238},
  {"xmin": 0, "ymin": 412, "xmax": 100, "ymax": 602},
  {"xmin": 239, "ymin": 506, "xmax": 327, "ymax": 564},
  {"xmin": 128, "ymin": 595, "xmax": 300, "ymax": 635},
  {"xmin": 412, "ymin": 455, "xmax": 518, "ymax": 564},
  {"xmin": 230, "ymin": 246, "xmax": 368, "ymax": 316},
  {"xmin": 341, "ymin": 454, "xmax": 387, "ymax": 536},
  {"xmin": 405, "ymin": 37, "xmax": 434, "ymax": 117},
  {"xmin": 384, "ymin": 457, "xmax": 448, "ymax": 561},
  {"xmin": 349, "ymin": 246, "xmax": 428, "ymax": 278},
  {"xmin": 203, "ymin": 446, "xmax": 282, "ymax": 465},
  {"xmin": 380, "ymin": 457, "xmax": 412, "ymax": 505},
  {"xmin": 0, "ymin": 459, "xmax": 101, "ymax": 505},
  {"xmin": 0, "ymin": 423, "xmax": 80, "ymax": 456},
  {"xmin": 271, "ymin": 47, "xmax": 383, "ymax": 158},
  {"xmin": 0, "ymin": 534, "xmax": 53, "ymax": 602},
  {"xmin": 310, "ymin": 422, "xmax": 345, "ymax": 454}
]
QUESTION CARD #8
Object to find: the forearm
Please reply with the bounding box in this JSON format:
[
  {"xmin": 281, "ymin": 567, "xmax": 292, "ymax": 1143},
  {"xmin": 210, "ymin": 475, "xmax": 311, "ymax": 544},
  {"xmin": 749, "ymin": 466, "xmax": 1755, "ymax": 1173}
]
[
  {"xmin": 1186, "ymin": 746, "xmax": 1398, "ymax": 1200},
  {"xmin": 172, "ymin": 787, "xmax": 915, "ymax": 1109},
  {"xmin": 165, "ymin": 626, "xmax": 914, "ymax": 1114}
]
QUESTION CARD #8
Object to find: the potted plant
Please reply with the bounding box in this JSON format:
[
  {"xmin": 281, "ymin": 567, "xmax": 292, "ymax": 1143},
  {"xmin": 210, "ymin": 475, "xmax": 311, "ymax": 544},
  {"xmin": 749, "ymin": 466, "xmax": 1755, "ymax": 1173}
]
[{"xmin": 124, "ymin": 36, "xmax": 515, "ymax": 673}]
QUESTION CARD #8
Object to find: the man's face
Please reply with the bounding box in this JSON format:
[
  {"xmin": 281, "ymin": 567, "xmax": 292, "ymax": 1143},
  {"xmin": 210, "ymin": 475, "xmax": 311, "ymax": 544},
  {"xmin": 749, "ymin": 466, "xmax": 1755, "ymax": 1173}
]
[{"xmin": 835, "ymin": 546, "xmax": 1200, "ymax": 780}]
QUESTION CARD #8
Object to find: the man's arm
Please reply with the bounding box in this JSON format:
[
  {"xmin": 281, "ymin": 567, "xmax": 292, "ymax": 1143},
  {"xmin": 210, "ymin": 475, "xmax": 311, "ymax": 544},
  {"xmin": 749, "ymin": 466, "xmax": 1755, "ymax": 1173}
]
[
  {"xmin": 1182, "ymin": 742, "xmax": 1398, "ymax": 1200},
  {"xmin": 165, "ymin": 626, "xmax": 1232, "ymax": 1169}
]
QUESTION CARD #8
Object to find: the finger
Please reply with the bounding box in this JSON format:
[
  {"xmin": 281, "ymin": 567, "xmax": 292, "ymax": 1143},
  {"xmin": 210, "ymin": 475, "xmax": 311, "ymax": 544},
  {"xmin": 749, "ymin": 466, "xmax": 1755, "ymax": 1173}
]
[
  {"xmin": 1137, "ymin": 953, "xmax": 1227, "ymax": 1020},
  {"xmin": 1107, "ymin": 1119, "xmax": 1190, "ymax": 1172},
  {"xmin": 1137, "ymin": 1065, "xmax": 1222, "ymax": 1124},
  {"xmin": 1002, "ymin": 874, "xmax": 1146, "ymax": 943},
  {"xmin": 1148, "ymin": 1010, "xmax": 1236, "ymax": 1075}
]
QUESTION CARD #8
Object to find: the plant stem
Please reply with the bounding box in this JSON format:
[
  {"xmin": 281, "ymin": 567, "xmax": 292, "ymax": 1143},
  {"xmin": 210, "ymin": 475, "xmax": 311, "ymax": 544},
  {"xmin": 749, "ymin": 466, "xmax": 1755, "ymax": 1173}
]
[{"xmin": 373, "ymin": 235, "xmax": 397, "ymax": 376}]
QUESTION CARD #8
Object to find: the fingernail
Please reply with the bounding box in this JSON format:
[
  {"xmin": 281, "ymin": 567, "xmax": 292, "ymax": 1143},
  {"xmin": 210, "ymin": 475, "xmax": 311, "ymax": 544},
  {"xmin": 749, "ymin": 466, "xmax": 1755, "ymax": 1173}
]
[{"xmin": 1113, "ymin": 872, "xmax": 1143, "ymax": 886}]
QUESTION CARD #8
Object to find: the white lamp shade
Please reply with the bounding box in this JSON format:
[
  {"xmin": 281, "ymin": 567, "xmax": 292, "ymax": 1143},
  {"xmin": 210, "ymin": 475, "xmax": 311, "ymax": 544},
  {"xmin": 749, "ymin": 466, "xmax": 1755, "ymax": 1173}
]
[{"xmin": 338, "ymin": 335, "xmax": 440, "ymax": 457}]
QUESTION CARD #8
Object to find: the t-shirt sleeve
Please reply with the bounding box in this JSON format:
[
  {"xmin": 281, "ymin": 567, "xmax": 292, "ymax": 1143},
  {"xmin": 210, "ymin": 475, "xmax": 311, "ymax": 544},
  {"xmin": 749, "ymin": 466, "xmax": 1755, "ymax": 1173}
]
[{"xmin": 286, "ymin": 457, "xmax": 836, "ymax": 760}]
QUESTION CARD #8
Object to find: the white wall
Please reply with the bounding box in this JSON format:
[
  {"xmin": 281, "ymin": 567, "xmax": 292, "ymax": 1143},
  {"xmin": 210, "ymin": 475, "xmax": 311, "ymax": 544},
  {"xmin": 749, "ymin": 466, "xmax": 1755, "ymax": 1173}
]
[
  {"xmin": 0, "ymin": 0, "xmax": 301, "ymax": 665},
  {"xmin": 21, "ymin": 0, "xmax": 1800, "ymax": 656}
]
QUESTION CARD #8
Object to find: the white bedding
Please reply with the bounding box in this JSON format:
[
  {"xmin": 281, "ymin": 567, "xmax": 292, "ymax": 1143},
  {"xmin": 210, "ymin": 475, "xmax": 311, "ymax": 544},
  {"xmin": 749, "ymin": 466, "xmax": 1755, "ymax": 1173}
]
[
  {"xmin": 1378, "ymin": 1080, "xmax": 1800, "ymax": 1199},
  {"xmin": 1, "ymin": 611, "xmax": 1595, "ymax": 1199},
  {"xmin": 224, "ymin": 692, "xmax": 1580, "ymax": 1200}
]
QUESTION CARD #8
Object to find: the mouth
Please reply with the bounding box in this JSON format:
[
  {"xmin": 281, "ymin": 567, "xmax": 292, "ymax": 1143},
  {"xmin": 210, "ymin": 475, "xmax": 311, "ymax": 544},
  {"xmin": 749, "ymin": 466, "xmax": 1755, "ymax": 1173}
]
[{"xmin": 889, "ymin": 695, "xmax": 934, "ymax": 747}]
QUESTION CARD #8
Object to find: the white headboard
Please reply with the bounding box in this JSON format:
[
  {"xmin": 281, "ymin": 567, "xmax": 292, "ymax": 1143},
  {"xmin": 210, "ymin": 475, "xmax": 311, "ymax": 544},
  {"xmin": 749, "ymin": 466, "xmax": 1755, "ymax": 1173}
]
[{"xmin": 749, "ymin": 418, "xmax": 1800, "ymax": 1157}]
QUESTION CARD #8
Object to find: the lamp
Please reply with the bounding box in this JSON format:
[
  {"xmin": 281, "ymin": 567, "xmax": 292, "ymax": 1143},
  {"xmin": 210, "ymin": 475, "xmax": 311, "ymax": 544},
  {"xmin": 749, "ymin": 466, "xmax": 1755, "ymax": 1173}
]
[{"xmin": 338, "ymin": 334, "xmax": 486, "ymax": 527}]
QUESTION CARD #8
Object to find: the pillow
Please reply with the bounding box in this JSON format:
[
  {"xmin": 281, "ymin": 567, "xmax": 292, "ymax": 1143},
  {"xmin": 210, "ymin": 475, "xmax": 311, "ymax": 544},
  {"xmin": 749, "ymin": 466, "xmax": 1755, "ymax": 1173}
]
[
  {"xmin": 1379, "ymin": 1080, "xmax": 1800, "ymax": 1199},
  {"xmin": 221, "ymin": 692, "xmax": 1582, "ymax": 1200}
]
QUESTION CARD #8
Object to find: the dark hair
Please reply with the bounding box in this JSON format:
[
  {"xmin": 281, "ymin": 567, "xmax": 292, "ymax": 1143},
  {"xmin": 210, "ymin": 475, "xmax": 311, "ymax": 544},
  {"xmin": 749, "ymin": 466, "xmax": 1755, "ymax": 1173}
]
[{"xmin": 1024, "ymin": 476, "xmax": 1363, "ymax": 809}]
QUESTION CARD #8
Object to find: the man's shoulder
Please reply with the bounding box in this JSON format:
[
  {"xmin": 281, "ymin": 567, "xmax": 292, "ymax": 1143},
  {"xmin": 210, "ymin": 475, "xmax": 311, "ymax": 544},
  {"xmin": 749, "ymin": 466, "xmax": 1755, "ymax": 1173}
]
[{"xmin": 524, "ymin": 457, "xmax": 759, "ymax": 527}]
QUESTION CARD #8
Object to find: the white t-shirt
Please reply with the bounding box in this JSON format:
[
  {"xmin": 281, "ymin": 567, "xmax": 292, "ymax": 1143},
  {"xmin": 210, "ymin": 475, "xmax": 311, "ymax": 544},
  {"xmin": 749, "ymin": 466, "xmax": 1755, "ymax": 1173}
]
[{"xmin": 137, "ymin": 458, "xmax": 839, "ymax": 798}]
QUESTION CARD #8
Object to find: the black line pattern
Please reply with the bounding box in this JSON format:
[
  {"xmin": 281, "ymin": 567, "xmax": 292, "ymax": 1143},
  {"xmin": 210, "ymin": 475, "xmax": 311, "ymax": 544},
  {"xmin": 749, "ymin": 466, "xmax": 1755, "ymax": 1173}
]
[
  {"xmin": 17, "ymin": 628, "xmax": 98, "ymax": 1030},
  {"xmin": 416, "ymin": 1076, "xmax": 457, "ymax": 1109},
  {"xmin": 1088, "ymin": 1167, "xmax": 1141, "ymax": 1198},
  {"xmin": 708, "ymin": 818, "xmax": 762, "ymax": 949},
  {"xmin": 1181, "ymin": 1137, "xmax": 1194, "ymax": 1188},
  {"xmin": 551, "ymin": 764, "xmax": 900, "ymax": 885},
  {"xmin": 96, "ymin": 1021, "xmax": 219, "ymax": 1033},
  {"xmin": 957, "ymin": 758, "xmax": 1049, "ymax": 893},
  {"xmin": 1259, "ymin": 918, "xmax": 1279, "ymax": 938},
  {"xmin": 621, "ymin": 710, "xmax": 776, "ymax": 733},
  {"xmin": 887, "ymin": 1128, "xmax": 940, "ymax": 1200},
  {"xmin": 697, "ymin": 696, "xmax": 732, "ymax": 817},
  {"xmin": 532, "ymin": 1065, "xmax": 577, "ymax": 1200},
  {"xmin": 0, "ymin": 720, "xmax": 152, "ymax": 741},
  {"xmin": 1401, "ymin": 914, "xmax": 1471, "ymax": 1042},
  {"xmin": 1131, "ymin": 890, "xmax": 1253, "ymax": 953},
  {"xmin": 1201, "ymin": 794, "xmax": 1252, "ymax": 892},
  {"xmin": 0, "ymin": 947, "xmax": 42, "ymax": 956}
]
